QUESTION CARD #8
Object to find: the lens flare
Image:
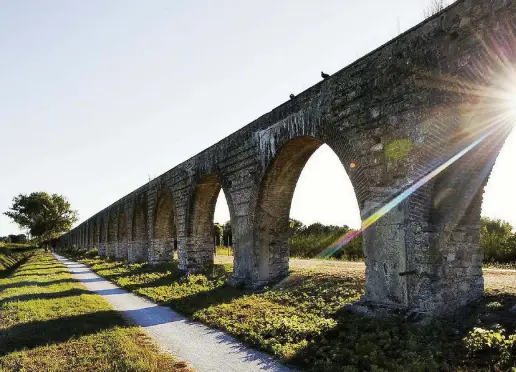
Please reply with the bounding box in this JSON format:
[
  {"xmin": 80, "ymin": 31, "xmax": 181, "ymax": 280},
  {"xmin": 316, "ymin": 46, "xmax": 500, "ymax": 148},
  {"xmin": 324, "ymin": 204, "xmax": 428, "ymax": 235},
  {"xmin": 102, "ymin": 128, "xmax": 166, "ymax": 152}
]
[
  {"xmin": 316, "ymin": 22, "xmax": 516, "ymax": 259},
  {"xmin": 317, "ymin": 126, "xmax": 497, "ymax": 259}
]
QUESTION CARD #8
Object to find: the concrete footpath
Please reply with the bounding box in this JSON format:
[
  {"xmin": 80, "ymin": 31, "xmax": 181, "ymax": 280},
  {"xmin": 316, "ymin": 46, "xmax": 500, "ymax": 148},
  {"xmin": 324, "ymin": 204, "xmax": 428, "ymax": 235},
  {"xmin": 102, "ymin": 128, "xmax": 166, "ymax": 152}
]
[{"xmin": 53, "ymin": 254, "xmax": 293, "ymax": 372}]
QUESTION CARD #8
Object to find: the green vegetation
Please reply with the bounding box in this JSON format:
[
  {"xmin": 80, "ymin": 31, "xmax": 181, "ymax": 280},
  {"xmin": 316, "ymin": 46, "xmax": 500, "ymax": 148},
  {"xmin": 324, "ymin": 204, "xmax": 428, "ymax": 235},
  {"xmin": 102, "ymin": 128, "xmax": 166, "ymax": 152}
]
[
  {"xmin": 214, "ymin": 217, "xmax": 516, "ymax": 265},
  {"xmin": 4, "ymin": 191, "xmax": 78, "ymax": 244},
  {"xmin": 0, "ymin": 234, "xmax": 28, "ymax": 244},
  {"xmin": 0, "ymin": 251, "xmax": 190, "ymax": 371},
  {"xmin": 67, "ymin": 250, "xmax": 516, "ymax": 371},
  {"xmin": 384, "ymin": 138, "xmax": 413, "ymax": 160},
  {"xmin": 0, "ymin": 242, "xmax": 36, "ymax": 249},
  {"xmin": 215, "ymin": 245, "xmax": 233, "ymax": 256},
  {"xmin": 288, "ymin": 220, "xmax": 363, "ymax": 260},
  {"xmin": 481, "ymin": 217, "xmax": 516, "ymax": 263},
  {"xmin": 0, "ymin": 245, "xmax": 34, "ymax": 274}
]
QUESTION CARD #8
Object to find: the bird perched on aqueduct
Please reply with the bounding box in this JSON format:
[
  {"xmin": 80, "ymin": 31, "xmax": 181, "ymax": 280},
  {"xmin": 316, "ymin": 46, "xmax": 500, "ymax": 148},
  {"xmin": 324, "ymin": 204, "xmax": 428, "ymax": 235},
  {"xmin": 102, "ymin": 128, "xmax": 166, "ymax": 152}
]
[{"xmin": 321, "ymin": 71, "xmax": 330, "ymax": 79}]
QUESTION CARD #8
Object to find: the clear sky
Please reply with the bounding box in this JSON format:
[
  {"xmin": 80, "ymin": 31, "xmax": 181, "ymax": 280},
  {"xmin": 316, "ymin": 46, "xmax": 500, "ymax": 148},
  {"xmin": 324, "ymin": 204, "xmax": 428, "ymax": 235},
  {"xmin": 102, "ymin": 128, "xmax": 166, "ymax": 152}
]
[{"xmin": 1, "ymin": 0, "xmax": 515, "ymax": 236}]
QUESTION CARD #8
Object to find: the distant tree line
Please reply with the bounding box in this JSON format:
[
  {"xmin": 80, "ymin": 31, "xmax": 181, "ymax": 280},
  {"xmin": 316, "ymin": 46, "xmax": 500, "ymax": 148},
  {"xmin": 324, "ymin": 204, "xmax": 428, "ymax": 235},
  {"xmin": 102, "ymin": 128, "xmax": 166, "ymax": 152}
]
[
  {"xmin": 0, "ymin": 234, "xmax": 28, "ymax": 244},
  {"xmin": 481, "ymin": 217, "xmax": 516, "ymax": 263},
  {"xmin": 212, "ymin": 216, "xmax": 516, "ymax": 263},
  {"xmin": 288, "ymin": 219, "xmax": 363, "ymax": 260},
  {"xmin": 213, "ymin": 221, "xmax": 232, "ymax": 247}
]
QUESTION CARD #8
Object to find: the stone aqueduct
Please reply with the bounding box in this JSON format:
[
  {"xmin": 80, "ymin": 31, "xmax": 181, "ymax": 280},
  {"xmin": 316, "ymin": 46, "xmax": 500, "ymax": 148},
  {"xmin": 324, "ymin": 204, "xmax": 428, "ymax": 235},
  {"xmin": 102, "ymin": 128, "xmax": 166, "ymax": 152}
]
[{"xmin": 58, "ymin": 0, "xmax": 516, "ymax": 316}]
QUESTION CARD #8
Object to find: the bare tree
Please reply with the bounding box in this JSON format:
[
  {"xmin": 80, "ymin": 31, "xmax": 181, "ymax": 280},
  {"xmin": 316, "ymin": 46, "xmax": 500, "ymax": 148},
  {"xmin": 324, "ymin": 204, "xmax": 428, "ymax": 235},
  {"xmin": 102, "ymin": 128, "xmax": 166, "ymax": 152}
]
[{"xmin": 424, "ymin": 0, "xmax": 448, "ymax": 18}]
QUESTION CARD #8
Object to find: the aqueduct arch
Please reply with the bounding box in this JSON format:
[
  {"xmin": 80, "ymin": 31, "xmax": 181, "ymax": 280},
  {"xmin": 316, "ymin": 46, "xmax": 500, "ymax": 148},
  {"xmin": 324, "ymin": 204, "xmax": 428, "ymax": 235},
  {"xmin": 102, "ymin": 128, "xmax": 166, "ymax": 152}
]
[
  {"xmin": 131, "ymin": 199, "xmax": 149, "ymax": 262},
  {"xmin": 252, "ymin": 136, "xmax": 358, "ymax": 284},
  {"xmin": 107, "ymin": 214, "xmax": 117, "ymax": 258},
  {"xmin": 59, "ymin": 0, "xmax": 516, "ymax": 316},
  {"xmin": 92, "ymin": 221, "xmax": 98, "ymax": 249},
  {"xmin": 99, "ymin": 218, "xmax": 106, "ymax": 256},
  {"xmin": 118, "ymin": 210, "xmax": 129, "ymax": 261},
  {"xmin": 183, "ymin": 174, "xmax": 234, "ymax": 272},
  {"xmin": 152, "ymin": 186, "xmax": 176, "ymax": 263}
]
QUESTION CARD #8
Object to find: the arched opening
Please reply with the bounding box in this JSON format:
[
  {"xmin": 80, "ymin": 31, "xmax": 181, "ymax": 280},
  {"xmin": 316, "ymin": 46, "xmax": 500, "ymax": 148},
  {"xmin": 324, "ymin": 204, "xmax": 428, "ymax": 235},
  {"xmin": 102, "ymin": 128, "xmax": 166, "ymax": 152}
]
[
  {"xmin": 254, "ymin": 136, "xmax": 361, "ymax": 284},
  {"xmin": 482, "ymin": 127, "xmax": 516, "ymax": 225},
  {"xmin": 89, "ymin": 223, "xmax": 94, "ymax": 248},
  {"xmin": 480, "ymin": 124, "xmax": 516, "ymax": 263},
  {"xmin": 118, "ymin": 211, "xmax": 128, "ymax": 260},
  {"xmin": 92, "ymin": 221, "xmax": 98, "ymax": 249},
  {"xmin": 186, "ymin": 174, "xmax": 226, "ymax": 270},
  {"xmin": 99, "ymin": 218, "xmax": 106, "ymax": 255},
  {"xmin": 86, "ymin": 225, "xmax": 90, "ymax": 248},
  {"xmin": 152, "ymin": 187, "xmax": 176, "ymax": 263},
  {"xmin": 214, "ymin": 189, "xmax": 232, "ymax": 257},
  {"xmin": 107, "ymin": 215, "xmax": 116, "ymax": 258},
  {"xmin": 132, "ymin": 201, "xmax": 149, "ymax": 262}
]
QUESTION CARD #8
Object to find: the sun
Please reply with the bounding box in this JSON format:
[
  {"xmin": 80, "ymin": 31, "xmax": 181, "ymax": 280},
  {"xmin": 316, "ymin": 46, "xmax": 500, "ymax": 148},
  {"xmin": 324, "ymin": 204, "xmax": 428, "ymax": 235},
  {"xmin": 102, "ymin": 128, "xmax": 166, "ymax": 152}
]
[{"xmin": 508, "ymin": 92, "xmax": 516, "ymax": 117}]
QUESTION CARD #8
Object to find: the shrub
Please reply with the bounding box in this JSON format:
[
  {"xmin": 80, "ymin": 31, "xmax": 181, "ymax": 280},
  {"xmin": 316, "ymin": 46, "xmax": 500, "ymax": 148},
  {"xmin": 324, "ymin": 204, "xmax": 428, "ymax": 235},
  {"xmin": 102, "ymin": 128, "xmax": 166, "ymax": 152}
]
[
  {"xmin": 463, "ymin": 327, "xmax": 516, "ymax": 369},
  {"xmin": 481, "ymin": 217, "xmax": 516, "ymax": 263},
  {"xmin": 84, "ymin": 248, "xmax": 99, "ymax": 258},
  {"xmin": 288, "ymin": 223, "xmax": 364, "ymax": 260}
]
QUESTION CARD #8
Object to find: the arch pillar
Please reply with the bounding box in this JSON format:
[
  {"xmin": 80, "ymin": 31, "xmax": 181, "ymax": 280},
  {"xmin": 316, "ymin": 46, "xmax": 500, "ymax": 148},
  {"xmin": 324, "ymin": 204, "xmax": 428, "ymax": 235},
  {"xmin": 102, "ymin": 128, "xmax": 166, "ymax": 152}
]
[
  {"xmin": 87, "ymin": 221, "xmax": 94, "ymax": 250},
  {"xmin": 93, "ymin": 216, "xmax": 100, "ymax": 250},
  {"xmin": 182, "ymin": 175, "xmax": 221, "ymax": 272},
  {"xmin": 80, "ymin": 226, "xmax": 85, "ymax": 249},
  {"xmin": 148, "ymin": 184, "xmax": 176, "ymax": 263},
  {"xmin": 172, "ymin": 187, "xmax": 190, "ymax": 270},
  {"xmin": 107, "ymin": 210, "xmax": 118, "ymax": 258},
  {"xmin": 117, "ymin": 205, "xmax": 130, "ymax": 261},
  {"xmin": 98, "ymin": 215, "xmax": 108, "ymax": 257}
]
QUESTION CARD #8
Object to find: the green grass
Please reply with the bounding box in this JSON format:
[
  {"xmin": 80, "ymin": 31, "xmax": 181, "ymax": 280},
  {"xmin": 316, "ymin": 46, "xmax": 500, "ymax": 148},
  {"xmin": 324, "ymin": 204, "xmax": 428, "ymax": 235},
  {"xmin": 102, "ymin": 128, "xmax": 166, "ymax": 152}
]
[
  {"xmin": 0, "ymin": 247, "xmax": 34, "ymax": 274},
  {"xmin": 0, "ymin": 242, "xmax": 37, "ymax": 249},
  {"xmin": 69, "ymin": 251, "xmax": 516, "ymax": 371},
  {"xmin": 215, "ymin": 245, "xmax": 233, "ymax": 256},
  {"xmin": 0, "ymin": 251, "xmax": 191, "ymax": 372}
]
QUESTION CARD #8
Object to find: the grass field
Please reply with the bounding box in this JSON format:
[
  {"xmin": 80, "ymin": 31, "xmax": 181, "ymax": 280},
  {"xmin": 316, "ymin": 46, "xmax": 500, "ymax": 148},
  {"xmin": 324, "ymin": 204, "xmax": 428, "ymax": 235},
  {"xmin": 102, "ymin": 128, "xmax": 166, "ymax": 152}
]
[
  {"xmin": 69, "ymin": 252, "xmax": 516, "ymax": 371},
  {"xmin": 0, "ymin": 246, "xmax": 34, "ymax": 274},
  {"xmin": 0, "ymin": 251, "xmax": 190, "ymax": 372}
]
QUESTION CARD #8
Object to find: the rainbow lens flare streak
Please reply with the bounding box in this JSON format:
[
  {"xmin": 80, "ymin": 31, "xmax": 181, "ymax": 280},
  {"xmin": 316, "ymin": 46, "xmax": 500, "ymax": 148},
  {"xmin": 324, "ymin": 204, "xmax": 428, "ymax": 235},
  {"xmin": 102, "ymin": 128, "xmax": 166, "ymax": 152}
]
[{"xmin": 316, "ymin": 128, "xmax": 495, "ymax": 259}]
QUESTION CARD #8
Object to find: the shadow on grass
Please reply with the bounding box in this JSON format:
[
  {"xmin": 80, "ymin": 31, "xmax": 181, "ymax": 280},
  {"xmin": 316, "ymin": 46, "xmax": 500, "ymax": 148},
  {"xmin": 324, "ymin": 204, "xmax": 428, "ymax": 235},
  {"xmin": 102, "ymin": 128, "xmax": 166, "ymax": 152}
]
[
  {"xmin": 0, "ymin": 253, "xmax": 33, "ymax": 278},
  {"xmin": 16, "ymin": 266, "xmax": 64, "ymax": 272},
  {"xmin": 0, "ymin": 288, "xmax": 92, "ymax": 305},
  {"xmin": 163, "ymin": 284, "xmax": 247, "ymax": 316},
  {"xmin": 72, "ymin": 255, "xmax": 246, "ymax": 316},
  {"xmin": 121, "ymin": 269, "xmax": 184, "ymax": 291},
  {"xmin": 11, "ymin": 271, "xmax": 71, "ymax": 278},
  {"xmin": 0, "ymin": 278, "xmax": 78, "ymax": 291},
  {"xmin": 0, "ymin": 310, "xmax": 128, "ymax": 356},
  {"xmin": 288, "ymin": 293, "xmax": 516, "ymax": 371}
]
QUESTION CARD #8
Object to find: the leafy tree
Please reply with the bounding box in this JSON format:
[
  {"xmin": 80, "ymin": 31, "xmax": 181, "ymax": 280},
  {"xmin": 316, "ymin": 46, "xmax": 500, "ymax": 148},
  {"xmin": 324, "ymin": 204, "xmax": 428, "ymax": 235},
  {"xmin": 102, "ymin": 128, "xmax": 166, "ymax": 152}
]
[
  {"xmin": 289, "ymin": 218, "xmax": 305, "ymax": 236},
  {"xmin": 480, "ymin": 217, "xmax": 516, "ymax": 263},
  {"xmin": 213, "ymin": 223, "xmax": 223, "ymax": 246},
  {"xmin": 7, "ymin": 234, "xmax": 27, "ymax": 244},
  {"xmin": 222, "ymin": 220, "xmax": 232, "ymax": 246},
  {"xmin": 4, "ymin": 192, "xmax": 78, "ymax": 244}
]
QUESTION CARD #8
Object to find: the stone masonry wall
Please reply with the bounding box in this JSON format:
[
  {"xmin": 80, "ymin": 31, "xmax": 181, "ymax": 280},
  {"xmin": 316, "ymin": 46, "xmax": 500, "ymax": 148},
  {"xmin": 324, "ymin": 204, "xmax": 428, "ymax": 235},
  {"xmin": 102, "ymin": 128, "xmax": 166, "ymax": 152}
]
[{"xmin": 59, "ymin": 0, "xmax": 516, "ymax": 316}]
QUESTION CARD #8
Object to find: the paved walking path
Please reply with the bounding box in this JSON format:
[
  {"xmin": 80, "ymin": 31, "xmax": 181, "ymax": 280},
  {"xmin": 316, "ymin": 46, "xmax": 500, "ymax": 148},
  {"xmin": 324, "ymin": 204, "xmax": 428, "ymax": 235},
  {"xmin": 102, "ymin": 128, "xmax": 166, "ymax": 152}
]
[{"xmin": 53, "ymin": 254, "xmax": 293, "ymax": 372}]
